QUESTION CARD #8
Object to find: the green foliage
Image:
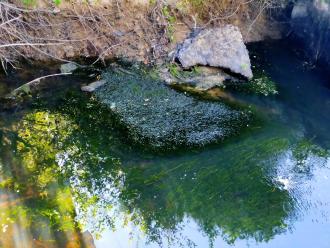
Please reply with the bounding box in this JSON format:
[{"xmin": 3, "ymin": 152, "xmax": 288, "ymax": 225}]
[
  {"xmin": 162, "ymin": 5, "xmax": 176, "ymax": 42},
  {"xmin": 149, "ymin": 0, "xmax": 157, "ymax": 5},
  {"xmin": 22, "ymin": 0, "xmax": 35, "ymax": 5},
  {"xmin": 168, "ymin": 62, "xmax": 201, "ymax": 79},
  {"xmin": 168, "ymin": 63, "xmax": 181, "ymax": 78},
  {"xmin": 22, "ymin": 0, "xmax": 62, "ymax": 6}
]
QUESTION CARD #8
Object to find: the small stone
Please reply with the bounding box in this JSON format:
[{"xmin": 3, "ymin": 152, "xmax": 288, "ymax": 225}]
[
  {"xmin": 81, "ymin": 80, "xmax": 106, "ymax": 92},
  {"xmin": 60, "ymin": 62, "xmax": 78, "ymax": 73}
]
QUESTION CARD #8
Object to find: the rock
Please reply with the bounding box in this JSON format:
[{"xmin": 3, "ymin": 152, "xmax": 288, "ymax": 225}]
[
  {"xmin": 160, "ymin": 66, "xmax": 239, "ymax": 90},
  {"xmin": 60, "ymin": 62, "xmax": 79, "ymax": 74},
  {"xmin": 81, "ymin": 80, "xmax": 106, "ymax": 92},
  {"xmin": 176, "ymin": 25, "xmax": 253, "ymax": 79},
  {"xmin": 95, "ymin": 64, "xmax": 250, "ymax": 149},
  {"xmin": 291, "ymin": 0, "xmax": 330, "ymax": 65}
]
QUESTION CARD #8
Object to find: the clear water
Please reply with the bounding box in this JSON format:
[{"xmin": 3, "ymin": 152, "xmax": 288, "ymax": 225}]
[{"xmin": 0, "ymin": 40, "xmax": 329, "ymax": 248}]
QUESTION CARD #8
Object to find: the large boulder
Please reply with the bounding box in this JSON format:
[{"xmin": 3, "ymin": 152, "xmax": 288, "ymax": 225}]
[
  {"xmin": 176, "ymin": 25, "xmax": 253, "ymax": 79},
  {"xmin": 95, "ymin": 64, "xmax": 250, "ymax": 149}
]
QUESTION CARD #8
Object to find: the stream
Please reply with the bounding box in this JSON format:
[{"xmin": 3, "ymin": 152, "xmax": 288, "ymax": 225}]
[{"xmin": 0, "ymin": 40, "xmax": 330, "ymax": 248}]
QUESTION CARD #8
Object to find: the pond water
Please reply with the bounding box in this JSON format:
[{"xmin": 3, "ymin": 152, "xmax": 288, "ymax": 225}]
[{"xmin": 0, "ymin": 40, "xmax": 330, "ymax": 248}]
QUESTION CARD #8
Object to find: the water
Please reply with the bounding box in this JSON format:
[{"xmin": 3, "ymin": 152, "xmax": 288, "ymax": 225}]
[{"xmin": 0, "ymin": 40, "xmax": 330, "ymax": 248}]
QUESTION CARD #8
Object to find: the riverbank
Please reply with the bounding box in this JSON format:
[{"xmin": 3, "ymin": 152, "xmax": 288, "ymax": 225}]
[{"xmin": 0, "ymin": 0, "xmax": 285, "ymax": 69}]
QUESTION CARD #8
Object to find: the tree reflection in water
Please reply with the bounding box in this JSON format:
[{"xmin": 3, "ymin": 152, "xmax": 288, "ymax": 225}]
[{"xmin": 0, "ymin": 94, "xmax": 328, "ymax": 247}]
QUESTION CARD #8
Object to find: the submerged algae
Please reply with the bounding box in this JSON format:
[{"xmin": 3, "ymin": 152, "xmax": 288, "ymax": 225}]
[{"xmin": 94, "ymin": 64, "xmax": 252, "ymax": 149}]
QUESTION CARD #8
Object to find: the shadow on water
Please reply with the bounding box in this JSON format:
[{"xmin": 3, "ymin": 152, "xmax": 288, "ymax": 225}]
[{"xmin": 0, "ymin": 40, "xmax": 329, "ymax": 248}]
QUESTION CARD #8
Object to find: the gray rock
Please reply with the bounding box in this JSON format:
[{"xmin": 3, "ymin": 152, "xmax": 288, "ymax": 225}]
[
  {"xmin": 60, "ymin": 62, "xmax": 79, "ymax": 73},
  {"xmin": 95, "ymin": 65, "xmax": 250, "ymax": 149},
  {"xmin": 176, "ymin": 26, "xmax": 253, "ymax": 79},
  {"xmin": 81, "ymin": 80, "xmax": 106, "ymax": 92},
  {"xmin": 291, "ymin": 0, "xmax": 330, "ymax": 65}
]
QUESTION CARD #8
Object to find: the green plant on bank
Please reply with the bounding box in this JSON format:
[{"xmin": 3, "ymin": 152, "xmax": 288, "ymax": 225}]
[
  {"xmin": 162, "ymin": 5, "xmax": 176, "ymax": 42},
  {"xmin": 168, "ymin": 63, "xmax": 181, "ymax": 78},
  {"xmin": 149, "ymin": 0, "xmax": 157, "ymax": 5},
  {"xmin": 22, "ymin": 0, "xmax": 61, "ymax": 5},
  {"xmin": 168, "ymin": 63, "xmax": 201, "ymax": 78}
]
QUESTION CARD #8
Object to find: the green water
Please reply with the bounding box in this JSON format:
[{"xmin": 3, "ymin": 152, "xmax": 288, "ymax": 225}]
[{"xmin": 0, "ymin": 40, "xmax": 329, "ymax": 248}]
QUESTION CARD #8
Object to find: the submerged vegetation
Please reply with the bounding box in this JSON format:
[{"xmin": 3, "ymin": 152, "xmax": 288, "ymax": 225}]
[
  {"xmin": 0, "ymin": 83, "xmax": 329, "ymax": 246},
  {"xmin": 224, "ymin": 69, "xmax": 278, "ymax": 96}
]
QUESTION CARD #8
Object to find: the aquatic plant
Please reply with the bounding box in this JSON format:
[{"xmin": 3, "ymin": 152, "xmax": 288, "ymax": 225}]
[
  {"xmin": 0, "ymin": 93, "xmax": 297, "ymax": 247},
  {"xmin": 246, "ymin": 73, "xmax": 278, "ymax": 96},
  {"xmin": 224, "ymin": 69, "xmax": 278, "ymax": 96},
  {"xmin": 0, "ymin": 71, "xmax": 328, "ymax": 247}
]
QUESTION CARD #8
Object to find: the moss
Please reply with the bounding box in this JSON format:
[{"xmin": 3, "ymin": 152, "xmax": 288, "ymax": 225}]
[
  {"xmin": 168, "ymin": 63, "xmax": 201, "ymax": 79},
  {"xmin": 224, "ymin": 70, "xmax": 278, "ymax": 96}
]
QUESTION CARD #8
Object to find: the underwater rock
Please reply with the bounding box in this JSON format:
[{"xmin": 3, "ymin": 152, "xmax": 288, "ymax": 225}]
[
  {"xmin": 160, "ymin": 66, "xmax": 239, "ymax": 91},
  {"xmin": 95, "ymin": 65, "xmax": 250, "ymax": 149},
  {"xmin": 176, "ymin": 25, "xmax": 253, "ymax": 79}
]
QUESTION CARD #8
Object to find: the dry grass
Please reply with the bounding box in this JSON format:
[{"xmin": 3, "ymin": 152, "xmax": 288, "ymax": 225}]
[{"xmin": 176, "ymin": 0, "xmax": 285, "ymax": 28}]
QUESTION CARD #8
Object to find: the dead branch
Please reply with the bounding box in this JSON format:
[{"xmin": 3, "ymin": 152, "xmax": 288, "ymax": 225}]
[{"xmin": 10, "ymin": 72, "xmax": 72, "ymax": 96}]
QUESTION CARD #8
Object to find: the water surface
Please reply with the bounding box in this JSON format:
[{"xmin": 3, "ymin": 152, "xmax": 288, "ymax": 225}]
[{"xmin": 0, "ymin": 40, "xmax": 329, "ymax": 248}]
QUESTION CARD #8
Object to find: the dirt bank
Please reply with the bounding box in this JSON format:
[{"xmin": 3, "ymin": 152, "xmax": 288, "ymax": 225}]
[{"xmin": 0, "ymin": 0, "xmax": 285, "ymax": 68}]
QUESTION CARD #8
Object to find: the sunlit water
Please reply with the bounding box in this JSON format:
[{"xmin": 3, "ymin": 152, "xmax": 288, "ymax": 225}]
[{"xmin": 0, "ymin": 40, "xmax": 330, "ymax": 248}]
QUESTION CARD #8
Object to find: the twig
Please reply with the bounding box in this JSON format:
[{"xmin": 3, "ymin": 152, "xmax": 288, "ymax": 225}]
[
  {"xmin": 0, "ymin": 42, "xmax": 64, "ymax": 48},
  {"xmin": 26, "ymin": 72, "xmax": 72, "ymax": 84},
  {"xmin": 11, "ymin": 72, "xmax": 72, "ymax": 95},
  {"xmin": 0, "ymin": 15, "xmax": 21, "ymax": 28},
  {"xmin": 92, "ymin": 43, "xmax": 122, "ymax": 65}
]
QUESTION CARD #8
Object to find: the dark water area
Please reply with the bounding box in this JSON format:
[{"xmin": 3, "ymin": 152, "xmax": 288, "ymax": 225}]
[{"xmin": 0, "ymin": 40, "xmax": 329, "ymax": 248}]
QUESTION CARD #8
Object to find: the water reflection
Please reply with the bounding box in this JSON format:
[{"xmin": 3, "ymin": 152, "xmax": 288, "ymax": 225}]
[
  {"xmin": 0, "ymin": 111, "xmax": 95, "ymax": 247},
  {"xmin": 1, "ymin": 40, "xmax": 330, "ymax": 247},
  {"xmin": 1, "ymin": 92, "xmax": 328, "ymax": 248}
]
